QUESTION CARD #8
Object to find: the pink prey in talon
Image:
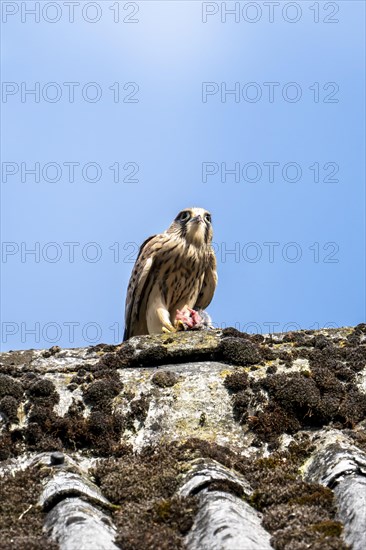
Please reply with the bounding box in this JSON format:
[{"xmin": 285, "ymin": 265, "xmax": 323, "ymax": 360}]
[{"xmin": 175, "ymin": 306, "xmax": 203, "ymax": 331}]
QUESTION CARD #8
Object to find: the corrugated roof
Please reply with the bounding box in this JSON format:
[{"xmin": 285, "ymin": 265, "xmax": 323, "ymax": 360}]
[{"xmin": 0, "ymin": 325, "xmax": 365, "ymax": 549}]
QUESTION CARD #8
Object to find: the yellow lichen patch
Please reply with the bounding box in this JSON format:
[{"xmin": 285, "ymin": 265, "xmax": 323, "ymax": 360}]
[
  {"xmin": 219, "ymin": 369, "xmax": 235, "ymax": 378},
  {"xmin": 62, "ymin": 373, "xmax": 74, "ymax": 385},
  {"xmin": 161, "ymin": 330, "xmax": 220, "ymax": 352}
]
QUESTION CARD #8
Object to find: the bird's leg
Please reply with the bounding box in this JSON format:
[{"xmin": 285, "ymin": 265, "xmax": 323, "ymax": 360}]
[
  {"xmin": 158, "ymin": 307, "xmax": 177, "ymax": 333},
  {"xmin": 147, "ymin": 305, "xmax": 177, "ymax": 334}
]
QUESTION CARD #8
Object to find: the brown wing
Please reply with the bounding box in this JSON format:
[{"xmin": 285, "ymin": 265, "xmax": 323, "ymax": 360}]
[
  {"xmin": 194, "ymin": 248, "xmax": 218, "ymax": 310},
  {"xmin": 123, "ymin": 232, "xmax": 172, "ymax": 340}
]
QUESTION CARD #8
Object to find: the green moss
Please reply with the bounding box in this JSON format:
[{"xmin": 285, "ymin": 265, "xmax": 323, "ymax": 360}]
[
  {"xmin": 152, "ymin": 371, "xmax": 179, "ymax": 388},
  {"xmin": 289, "ymin": 486, "xmax": 334, "ymax": 507},
  {"xmin": 154, "ymin": 498, "xmax": 173, "ymax": 520},
  {"xmin": 310, "ymin": 520, "xmax": 343, "ymax": 538}
]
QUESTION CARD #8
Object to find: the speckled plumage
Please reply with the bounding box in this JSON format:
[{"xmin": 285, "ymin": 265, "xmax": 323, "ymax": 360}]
[{"xmin": 123, "ymin": 207, "xmax": 217, "ymax": 340}]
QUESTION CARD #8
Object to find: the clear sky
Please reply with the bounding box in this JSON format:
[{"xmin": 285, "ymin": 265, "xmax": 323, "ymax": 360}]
[{"xmin": 1, "ymin": 0, "xmax": 365, "ymax": 351}]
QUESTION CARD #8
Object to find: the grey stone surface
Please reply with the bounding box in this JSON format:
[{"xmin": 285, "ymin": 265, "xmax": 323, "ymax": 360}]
[
  {"xmin": 305, "ymin": 432, "xmax": 366, "ymax": 550},
  {"xmin": 185, "ymin": 491, "xmax": 272, "ymax": 550},
  {"xmin": 180, "ymin": 460, "xmax": 272, "ymax": 550},
  {"xmin": 39, "ymin": 471, "xmax": 114, "ymax": 511},
  {"xmin": 44, "ymin": 498, "xmax": 118, "ymax": 550}
]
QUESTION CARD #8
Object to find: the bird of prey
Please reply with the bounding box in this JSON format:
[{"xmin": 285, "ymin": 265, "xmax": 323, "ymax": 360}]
[{"xmin": 123, "ymin": 207, "xmax": 217, "ymax": 340}]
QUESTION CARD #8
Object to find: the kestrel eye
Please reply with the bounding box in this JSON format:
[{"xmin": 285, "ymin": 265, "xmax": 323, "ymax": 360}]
[
  {"xmin": 179, "ymin": 211, "xmax": 191, "ymax": 222},
  {"xmin": 204, "ymin": 213, "xmax": 211, "ymax": 223}
]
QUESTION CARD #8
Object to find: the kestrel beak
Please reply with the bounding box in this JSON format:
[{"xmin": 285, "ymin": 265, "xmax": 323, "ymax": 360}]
[{"xmin": 192, "ymin": 215, "xmax": 204, "ymax": 224}]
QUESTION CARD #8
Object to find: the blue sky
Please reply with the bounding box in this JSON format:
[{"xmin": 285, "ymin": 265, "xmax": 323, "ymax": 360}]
[{"xmin": 1, "ymin": 0, "xmax": 365, "ymax": 350}]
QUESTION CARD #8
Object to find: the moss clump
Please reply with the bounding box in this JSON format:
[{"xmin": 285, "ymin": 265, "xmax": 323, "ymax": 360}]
[
  {"xmin": 50, "ymin": 405, "xmax": 130, "ymax": 457},
  {"xmin": 346, "ymin": 324, "xmax": 366, "ymax": 346},
  {"xmin": 133, "ymin": 345, "xmax": 169, "ymax": 367},
  {"xmin": 261, "ymin": 346, "xmax": 276, "ymax": 361},
  {"xmin": 152, "ymin": 497, "xmax": 196, "ymax": 533},
  {"xmin": 281, "ymin": 331, "xmax": 309, "ymax": 346},
  {"xmin": 261, "ymin": 372, "xmax": 321, "ymax": 411},
  {"xmin": 98, "ymin": 342, "xmax": 170, "ymax": 370},
  {"xmin": 83, "ymin": 378, "xmax": 123, "ymax": 411},
  {"xmin": 152, "ymin": 371, "xmax": 179, "ymax": 388},
  {"xmin": 0, "ymin": 396, "xmax": 19, "ymax": 423},
  {"xmin": 0, "ymin": 467, "xmax": 58, "ymax": 550},
  {"xmin": 87, "ymin": 343, "xmax": 119, "ymax": 354},
  {"xmin": 249, "ymin": 404, "xmax": 301, "ymax": 443},
  {"xmin": 232, "ymin": 391, "xmax": 250, "ymax": 424},
  {"xmin": 0, "ymin": 433, "xmax": 13, "ymax": 461},
  {"xmin": 68, "ymin": 368, "xmax": 93, "ymax": 386},
  {"xmin": 96, "ymin": 333, "xmax": 216, "ymax": 371},
  {"xmin": 0, "ymin": 350, "xmax": 34, "ymax": 375},
  {"xmin": 339, "ymin": 346, "xmax": 366, "ymax": 373},
  {"xmin": 266, "ymin": 365, "xmax": 277, "ymax": 375},
  {"xmin": 238, "ymin": 440, "xmax": 347, "ymax": 550},
  {"xmin": 0, "ymin": 370, "xmax": 129, "ymax": 458},
  {"xmin": 59, "ymin": 395, "xmax": 129, "ymax": 456},
  {"xmin": 310, "ymin": 520, "xmax": 343, "ymax": 537},
  {"xmin": 42, "ymin": 345, "xmax": 61, "ymax": 358},
  {"xmin": 97, "ymin": 342, "xmax": 136, "ymax": 369},
  {"xmin": 0, "ymin": 374, "xmax": 24, "ymax": 401},
  {"xmin": 219, "ymin": 337, "xmax": 261, "ymax": 366},
  {"xmin": 179, "ymin": 437, "xmax": 237, "ymax": 470},
  {"xmin": 129, "ymin": 393, "xmax": 151, "ymax": 424},
  {"xmin": 28, "ymin": 379, "xmax": 57, "ymax": 398},
  {"xmin": 225, "ymin": 334, "xmax": 366, "ymax": 443},
  {"xmin": 221, "ymin": 327, "xmax": 250, "ymax": 339},
  {"xmin": 27, "ymin": 379, "xmax": 59, "ymax": 409},
  {"xmin": 224, "ymin": 371, "xmax": 249, "ymax": 393},
  {"xmin": 221, "ymin": 328, "xmax": 265, "ymax": 344},
  {"xmin": 131, "ymin": 437, "xmax": 345, "ymax": 550},
  {"xmin": 93, "ymin": 445, "xmax": 198, "ymax": 549}
]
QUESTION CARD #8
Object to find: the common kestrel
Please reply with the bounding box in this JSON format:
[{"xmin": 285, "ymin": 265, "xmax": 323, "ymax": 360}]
[{"xmin": 123, "ymin": 207, "xmax": 218, "ymax": 340}]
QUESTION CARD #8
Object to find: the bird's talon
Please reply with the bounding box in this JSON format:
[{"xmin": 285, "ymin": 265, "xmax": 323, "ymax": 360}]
[
  {"xmin": 162, "ymin": 322, "xmax": 177, "ymax": 333},
  {"xmin": 175, "ymin": 320, "xmax": 186, "ymax": 331}
]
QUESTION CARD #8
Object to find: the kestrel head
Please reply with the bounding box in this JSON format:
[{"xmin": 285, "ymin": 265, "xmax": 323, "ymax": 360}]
[{"xmin": 168, "ymin": 207, "xmax": 213, "ymax": 246}]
